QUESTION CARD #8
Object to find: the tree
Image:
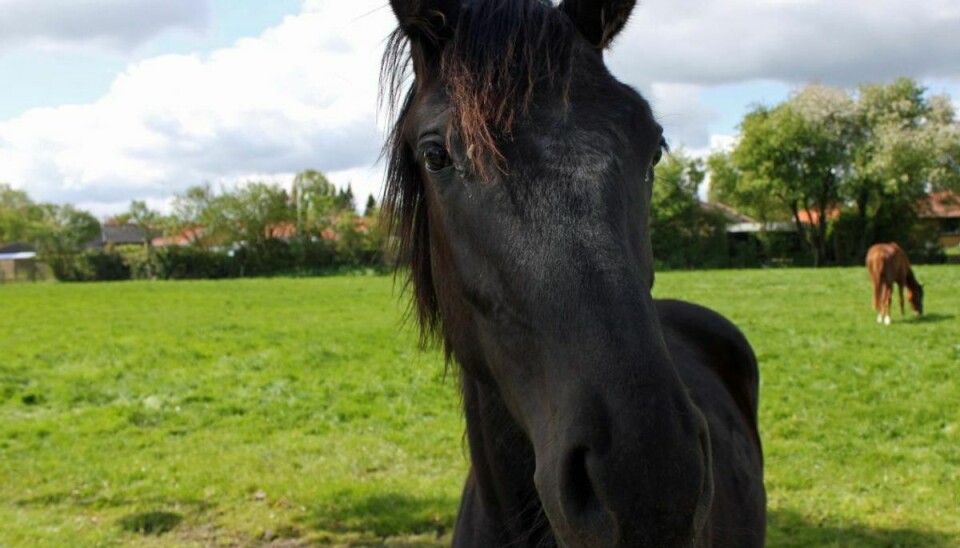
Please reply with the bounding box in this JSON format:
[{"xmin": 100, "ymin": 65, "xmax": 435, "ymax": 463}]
[
  {"xmin": 170, "ymin": 184, "xmax": 222, "ymax": 249},
  {"xmin": 32, "ymin": 204, "xmax": 101, "ymax": 280},
  {"xmin": 650, "ymin": 149, "xmax": 727, "ymax": 269},
  {"xmin": 166, "ymin": 173, "xmax": 371, "ymax": 275},
  {"xmin": 336, "ymin": 184, "xmax": 356, "ymax": 212},
  {"xmin": 291, "ymin": 170, "xmax": 338, "ymax": 238},
  {"xmin": 218, "ymin": 181, "xmax": 293, "ymax": 272},
  {"xmin": 0, "ymin": 183, "xmax": 45, "ymax": 244},
  {"xmin": 708, "ymin": 150, "xmax": 788, "ymax": 224},
  {"xmin": 844, "ymin": 79, "xmax": 960, "ymax": 258},
  {"xmin": 732, "ymin": 99, "xmax": 848, "ymax": 266},
  {"xmin": 113, "ymin": 200, "xmax": 162, "ymax": 278},
  {"xmin": 715, "ymin": 78, "xmax": 960, "ymax": 266},
  {"xmin": 363, "ymin": 194, "xmax": 379, "ymax": 218}
]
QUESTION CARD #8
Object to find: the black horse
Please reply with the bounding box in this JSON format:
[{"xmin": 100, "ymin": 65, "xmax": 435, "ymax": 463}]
[{"xmin": 381, "ymin": 0, "xmax": 765, "ymax": 546}]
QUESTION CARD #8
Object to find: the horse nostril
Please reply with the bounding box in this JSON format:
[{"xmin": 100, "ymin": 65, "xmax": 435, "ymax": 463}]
[
  {"xmin": 560, "ymin": 445, "xmax": 613, "ymax": 530},
  {"xmin": 556, "ymin": 446, "xmax": 618, "ymax": 545},
  {"xmin": 563, "ymin": 447, "xmax": 595, "ymax": 515}
]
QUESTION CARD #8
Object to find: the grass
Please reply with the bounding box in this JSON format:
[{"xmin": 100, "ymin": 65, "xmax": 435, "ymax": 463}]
[
  {"xmin": 1, "ymin": 278, "xmax": 460, "ymax": 546},
  {"xmin": 653, "ymin": 266, "xmax": 960, "ymax": 547},
  {"xmin": 1, "ymin": 267, "xmax": 958, "ymax": 546}
]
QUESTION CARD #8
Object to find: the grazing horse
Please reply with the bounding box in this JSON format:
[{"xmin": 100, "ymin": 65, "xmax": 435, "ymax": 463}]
[
  {"xmin": 867, "ymin": 242, "xmax": 924, "ymax": 325},
  {"xmin": 381, "ymin": 0, "xmax": 765, "ymax": 545}
]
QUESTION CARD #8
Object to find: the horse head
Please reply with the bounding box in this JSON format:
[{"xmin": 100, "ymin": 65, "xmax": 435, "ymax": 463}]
[
  {"xmin": 908, "ymin": 282, "xmax": 924, "ymax": 316},
  {"xmin": 383, "ymin": 1, "xmax": 714, "ymax": 545}
]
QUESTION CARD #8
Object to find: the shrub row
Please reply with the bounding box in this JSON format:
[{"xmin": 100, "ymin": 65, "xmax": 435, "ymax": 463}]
[{"xmin": 59, "ymin": 237, "xmax": 391, "ymax": 282}]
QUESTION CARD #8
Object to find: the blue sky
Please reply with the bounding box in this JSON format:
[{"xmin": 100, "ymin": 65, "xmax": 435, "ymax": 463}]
[
  {"xmin": 1, "ymin": 0, "xmax": 958, "ymax": 217},
  {"xmin": 0, "ymin": 1, "xmax": 302, "ymax": 120}
]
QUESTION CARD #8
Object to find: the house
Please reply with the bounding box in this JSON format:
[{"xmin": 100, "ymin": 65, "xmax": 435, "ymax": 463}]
[
  {"xmin": 0, "ymin": 243, "xmax": 48, "ymax": 282},
  {"xmin": 151, "ymin": 223, "xmax": 301, "ymax": 250},
  {"xmin": 919, "ymin": 190, "xmax": 960, "ymax": 249},
  {"xmin": 151, "ymin": 226, "xmax": 206, "ymax": 248},
  {"xmin": 794, "ymin": 207, "xmax": 841, "ymax": 226},
  {"xmin": 707, "ymin": 203, "xmax": 795, "ymax": 235},
  {"xmin": 87, "ymin": 224, "xmax": 153, "ymax": 249},
  {"xmin": 151, "ymin": 217, "xmax": 370, "ymax": 249}
]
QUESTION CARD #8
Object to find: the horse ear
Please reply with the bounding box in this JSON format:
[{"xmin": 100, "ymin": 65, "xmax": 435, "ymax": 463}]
[
  {"xmin": 389, "ymin": 0, "xmax": 461, "ymax": 46},
  {"xmin": 558, "ymin": 0, "xmax": 637, "ymax": 50}
]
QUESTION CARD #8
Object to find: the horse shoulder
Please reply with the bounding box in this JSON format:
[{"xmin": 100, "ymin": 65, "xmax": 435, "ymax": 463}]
[
  {"xmin": 656, "ymin": 299, "xmax": 766, "ymax": 546},
  {"xmin": 655, "ymin": 299, "xmax": 760, "ymax": 434}
]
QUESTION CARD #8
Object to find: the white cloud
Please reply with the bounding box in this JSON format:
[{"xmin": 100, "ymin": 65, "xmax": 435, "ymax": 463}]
[
  {"xmin": 1, "ymin": 0, "xmax": 959, "ymax": 218},
  {"xmin": 0, "ymin": 0, "xmax": 210, "ymax": 52},
  {"xmin": 327, "ymin": 165, "xmax": 387, "ymax": 205},
  {"xmin": 607, "ymin": 0, "xmax": 960, "ymax": 87},
  {"xmin": 646, "ymin": 83, "xmax": 718, "ymax": 149},
  {"xmin": 689, "ymin": 134, "xmax": 740, "ymax": 201},
  {"xmin": 0, "ymin": 1, "xmax": 394, "ymax": 214},
  {"xmin": 685, "ymin": 134, "xmax": 739, "ymax": 161}
]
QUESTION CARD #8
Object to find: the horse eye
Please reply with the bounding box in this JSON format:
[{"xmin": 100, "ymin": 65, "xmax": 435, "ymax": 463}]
[
  {"xmin": 422, "ymin": 144, "xmax": 451, "ymax": 173},
  {"xmin": 652, "ymin": 136, "xmax": 668, "ymax": 167}
]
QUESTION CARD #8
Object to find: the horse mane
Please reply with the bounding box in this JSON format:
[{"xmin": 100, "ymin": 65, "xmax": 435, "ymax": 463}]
[
  {"xmin": 905, "ymin": 267, "xmax": 922, "ymax": 291},
  {"xmin": 380, "ymin": 0, "xmax": 577, "ymax": 348}
]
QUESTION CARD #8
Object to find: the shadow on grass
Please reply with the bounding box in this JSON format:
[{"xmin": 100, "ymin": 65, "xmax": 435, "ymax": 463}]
[
  {"xmin": 296, "ymin": 500, "xmax": 960, "ymax": 546},
  {"xmin": 769, "ymin": 510, "xmax": 957, "ymax": 547},
  {"xmin": 910, "ymin": 313, "xmax": 955, "ymax": 324},
  {"xmin": 118, "ymin": 511, "xmax": 183, "ymax": 536},
  {"xmin": 296, "ymin": 491, "xmax": 457, "ymax": 540},
  {"xmin": 15, "ymin": 490, "xmax": 211, "ymax": 514}
]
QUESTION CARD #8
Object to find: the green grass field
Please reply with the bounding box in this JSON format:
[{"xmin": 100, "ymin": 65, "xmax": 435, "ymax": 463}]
[{"xmin": 1, "ymin": 267, "xmax": 958, "ymax": 547}]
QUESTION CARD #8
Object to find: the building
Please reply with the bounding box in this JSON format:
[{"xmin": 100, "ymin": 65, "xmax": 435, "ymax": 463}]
[
  {"xmin": 0, "ymin": 243, "xmax": 47, "ymax": 282},
  {"xmin": 919, "ymin": 190, "xmax": 960, "ymax": 249},
  {"xmin": 87, "ymin": 224, "xmax": 153, "ymax": 249}
]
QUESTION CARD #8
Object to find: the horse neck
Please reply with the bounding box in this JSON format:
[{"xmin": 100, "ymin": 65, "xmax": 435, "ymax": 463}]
[
  {"xmin": 459, "ymin": 376, "xmax": 550, "ymax": 544},
  {"xmin": 905, "ymin": 267, "xmax": 920, "ymax": 290}
]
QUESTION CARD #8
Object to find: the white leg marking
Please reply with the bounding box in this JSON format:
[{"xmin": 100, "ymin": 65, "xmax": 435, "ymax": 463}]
[{"xmin": 884, "ymin": 315, "xmax": 891, "ymax": 325}]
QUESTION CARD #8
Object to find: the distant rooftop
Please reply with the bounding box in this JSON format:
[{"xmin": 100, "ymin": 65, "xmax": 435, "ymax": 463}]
[
  {"xmin": 88, "ymin": 224, "xmax": 154, "ymax": 249},
  {"xmin": 0, "ymin": 243, "xmax": 37, "ymax": 261},
  {"xmin": 0, "ymin": 242, "xmax": 35, "ymax": 255},
  {"xmin": 919, "ymin": 190, "xmax": 960, "ymax": 219},
  {"xmin": 0, "ymin": 251, "xmax": 36, "ymax": 261}
]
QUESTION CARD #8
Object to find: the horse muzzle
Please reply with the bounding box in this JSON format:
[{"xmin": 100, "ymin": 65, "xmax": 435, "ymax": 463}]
[{"xmin": 531, "ymin": 386, "xmax": 714, "ymax": 548}]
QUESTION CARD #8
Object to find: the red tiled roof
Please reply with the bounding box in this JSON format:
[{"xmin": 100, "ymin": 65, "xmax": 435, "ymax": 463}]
[
  {"xmin": 702, "ymin": 202, "xmax": 756, "ymax": 224},
  {"xmin": 152, "ymin": 226, "xmax": 205, "ymax": 247},
  {"xmin": 151, "ymin": 215, "xmax": 373, "ymax": 247},
  {"xmin": 267, "ymin": 222, "xmax": 297, "ymax": 239},
  {"xmin": 919, "ymin": 190, "xmax": 960, "ymax": 219},
  {"xmin": 796, "ymin": 207, "xmax": 840, "ymax": 225}
]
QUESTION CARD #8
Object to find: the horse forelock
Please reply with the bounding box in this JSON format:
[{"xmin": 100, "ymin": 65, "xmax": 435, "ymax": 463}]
[
  {"xmin": 379, "ymin": 0, "xmax": 578, "ymax": 347},
  {"xmin": 442, "ymin": 0, "xmax": 576, "ymax": 177}
]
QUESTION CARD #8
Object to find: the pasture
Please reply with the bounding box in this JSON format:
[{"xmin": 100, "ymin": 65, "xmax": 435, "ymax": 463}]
[{"xmin": 1, "ymin": 267, "xmax": 958, "ymax": 546}]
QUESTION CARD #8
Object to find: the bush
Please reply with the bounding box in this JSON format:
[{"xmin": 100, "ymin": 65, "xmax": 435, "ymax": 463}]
[
  {"xmin": 652, "ymin": 210, "xmax": 730, "ymax": 270},
  {"xmin": 49, "ymin": 216, "xmax": 390, "ymax": 281},
  {"xmin": 114, "ymin": 245, "xmax": 156, "ymax": 279},
  {"xmin": 826, "ymin": 209, "xmax": 946, "ymax": 266},
  {"xmin": 232, "ymin": 238, "xmax": 296, "ymax": 276},
  {"xmin": 84, "ymin": 250, "xmax": 131, "ymax": 281},
  {"xmin": 155, "ymin": 247, "xmax": 237, "ymax": 280},
  {"xmin": 288, "ymin": 237, "xmax": 338, "ymax": 271}
]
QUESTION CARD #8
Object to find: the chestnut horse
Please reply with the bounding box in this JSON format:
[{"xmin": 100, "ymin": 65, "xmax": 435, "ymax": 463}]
[
  {"xmin": 381, "ymin": 1, "xmax": 765, "ymax": 546},
  {"xmin": 866, "ymin": 242, "xmax": 924, "ymax": 325}
]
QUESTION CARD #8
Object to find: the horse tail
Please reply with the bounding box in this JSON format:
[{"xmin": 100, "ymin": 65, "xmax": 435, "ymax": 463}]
[
  {"xmin": 866, "ymin": 249, "xmax": 882, "ymax": 312},
  {"xmin": 873, "ymin": 275, "xmax": 882, "ymax": 312}
]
